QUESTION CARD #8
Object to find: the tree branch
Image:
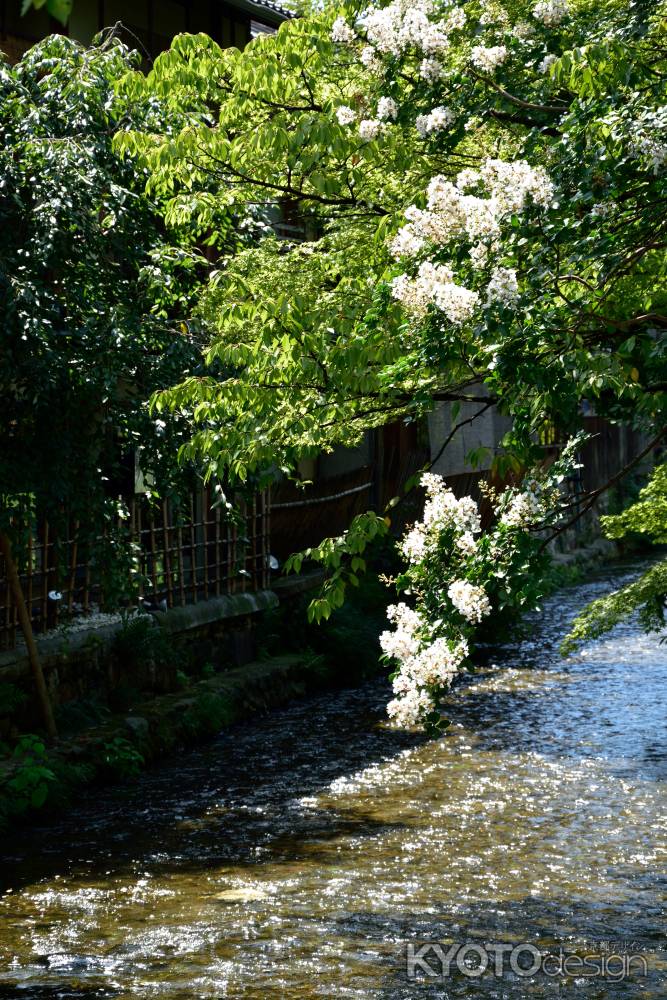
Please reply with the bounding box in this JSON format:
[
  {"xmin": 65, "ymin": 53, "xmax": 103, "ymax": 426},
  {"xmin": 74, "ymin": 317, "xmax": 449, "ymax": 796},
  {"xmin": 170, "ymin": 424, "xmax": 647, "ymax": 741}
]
[
  {"xmin": 470, "ymin": 68, "xmax": 568, "ymax": 114},
  {"xmin": 538, "ymin": 428, "xmax": 667, "ymax": 552},
  {"xmin": 488, "ymin": 108, "xmax": 561, "ymax": 137}
]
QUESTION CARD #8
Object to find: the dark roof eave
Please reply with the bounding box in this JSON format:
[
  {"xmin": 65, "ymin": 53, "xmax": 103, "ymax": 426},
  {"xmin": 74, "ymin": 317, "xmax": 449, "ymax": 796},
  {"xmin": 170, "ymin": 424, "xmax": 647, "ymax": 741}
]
[{"xmin": 227, "ymin": 0, "xmax": 294, "ymax": 27}]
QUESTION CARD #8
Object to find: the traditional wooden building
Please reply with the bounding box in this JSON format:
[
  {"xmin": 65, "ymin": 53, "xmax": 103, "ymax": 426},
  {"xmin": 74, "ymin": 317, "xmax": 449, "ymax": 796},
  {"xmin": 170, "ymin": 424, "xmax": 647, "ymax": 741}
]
[{"xmin": 0, "ymin": 0, "xmax": 287, "ymax": 63}]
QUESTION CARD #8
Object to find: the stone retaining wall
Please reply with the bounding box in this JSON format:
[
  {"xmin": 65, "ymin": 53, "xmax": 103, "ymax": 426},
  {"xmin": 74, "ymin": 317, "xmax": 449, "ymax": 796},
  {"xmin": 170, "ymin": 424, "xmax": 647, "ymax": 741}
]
[{"xmin": 0, "ymin": 590, "xmax": 279, "ymax": 732}]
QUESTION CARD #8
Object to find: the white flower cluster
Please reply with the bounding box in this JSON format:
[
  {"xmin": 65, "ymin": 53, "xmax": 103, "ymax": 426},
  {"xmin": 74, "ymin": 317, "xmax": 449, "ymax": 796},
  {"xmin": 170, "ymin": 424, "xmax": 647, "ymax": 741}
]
[
  {"xmin": 383, "ymin": 610, "xmax": 469, "ymax": 726},
  {"xmin": 456, "ymin": 168, "xmax": 481, "ymax": 190},
  {"xmin": 359, "ymin": 118, "xmax": 382, "ymax": 141},
  {"xmin": 447, "ymin": 579, "xmax": 492, "ymax": 623},
  {"xmin": 479, "ymin": 8, "xmax": 509, "ymax": 28},
  {"xmin": 331, "ymin": 16, "xmax": 356, "ymax": 44},
  {"xmin": 391, "ymin": 159, "xmax": 553, "ymax": 261},
  {"xmin": 335, "ymin": 105, "xmax": 356, "ymax": 126},
  {"xmin": 537, "ymin": 53, "xmax": 558, "ymax": 74},
  {"xmin": 387, "ymin": 687, "xmax": 435, "ymax": 727},
  {"xmin": 380, "ymin": 602, "xmax": 423, "ymax": 661},
  {"xmin": 456, "ymin": 531, "xmax": 477, "ymax": 556},
  {"xmin": 360, "ymin": 45, "xmax": 382, "ymax": 73},
  {"xmin": 469, "ymin": 242, "xmax": 489, "ymax": 269},
  {"xmin": 394, "ymin": 636, "xmax": 469, "ymax": 689},
  {"xmin": 382, "ymin": 447, "xmax": 585, "ymax": 729},
  {"xmin": 361, "ymin": 0, "xmax": 466, "ymax": 58},
  {"xmin": 480, "ymin": 158, "xmax": 554, "ymax": 213},
  {"xmin": 470, "ymin": 45, "xmax": 508, "ymax": 73},
  {"xmin": 377, "ymin": 96, "xmax": 399, "ymax": 121},
  {"xmin": 532, "ymin": 0, "xmax": 569, "ymax": 26},
  {"xmin": 498, "ymin": 482, "xmax": 545, "ymax": 528},
  {"xmin": 634, "ymin": 133, "xmax": 667, "ymax": 174},
  {"xmin": 415, "ymin": 106, "xmax": 455, "ymax": 136},
  {"xmin": 382, "ymin": 475, "xmax": 494, "ymax": 727},
  {"xmin": 486, "ymin": 266, "xmax": 519, "ymax": 308},
  {"xmin": 398, "ymin": 472, "xmax": 482, "ymax": 562},
  {"xmin": 391, "ymin": 261, "xmax": 480, "ymax": 324},
  {"xmin": 513, "ymin": 21, "xmax": 534, "ymax": 40},
  {"xmin": 419, "ymin": 56, "xmax": 443, "ymax": 82}
]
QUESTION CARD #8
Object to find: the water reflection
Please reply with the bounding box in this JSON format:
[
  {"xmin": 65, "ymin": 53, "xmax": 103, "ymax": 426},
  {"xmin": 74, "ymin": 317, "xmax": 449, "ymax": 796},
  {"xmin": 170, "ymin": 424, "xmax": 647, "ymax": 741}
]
[{"xmin": 0, "ymin": 562, "xmax": 665, "ymax": 998}]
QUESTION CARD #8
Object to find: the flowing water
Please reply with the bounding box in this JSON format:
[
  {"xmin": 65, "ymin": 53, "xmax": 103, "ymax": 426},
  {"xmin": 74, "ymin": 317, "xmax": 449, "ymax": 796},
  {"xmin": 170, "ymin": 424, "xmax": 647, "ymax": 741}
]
[{"xmin": 0, "ymin": 563, "xmax": 665, "ymax": 998}]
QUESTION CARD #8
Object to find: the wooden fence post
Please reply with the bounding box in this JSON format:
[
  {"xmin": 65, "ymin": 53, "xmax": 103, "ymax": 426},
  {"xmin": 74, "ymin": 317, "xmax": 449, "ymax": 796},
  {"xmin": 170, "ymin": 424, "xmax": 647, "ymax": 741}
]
[{"xmin": 0, "ymin": 532, "xmax": 57, "ymax": 740}]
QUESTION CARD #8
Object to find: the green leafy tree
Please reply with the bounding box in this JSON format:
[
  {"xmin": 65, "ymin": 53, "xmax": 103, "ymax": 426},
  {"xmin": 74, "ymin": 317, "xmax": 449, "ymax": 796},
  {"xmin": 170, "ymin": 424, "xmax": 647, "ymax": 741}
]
[
  {"xmin": 0, "ymin": 35, "xmax": 205, "ymax": 550},
  {"xmin": 115, "ymin": 0, "xmax": 666, "ymax": 619},
  {"xmin": 563, "ymin": 461, "xmax": 667, "ymax": 650},
  {"xmin": 20, "ymin": 0, "xmax": 72, "ymax": 28},
  {"xmin": 0, "ymin": 35, "xmax": 208, "ymax": 731}
]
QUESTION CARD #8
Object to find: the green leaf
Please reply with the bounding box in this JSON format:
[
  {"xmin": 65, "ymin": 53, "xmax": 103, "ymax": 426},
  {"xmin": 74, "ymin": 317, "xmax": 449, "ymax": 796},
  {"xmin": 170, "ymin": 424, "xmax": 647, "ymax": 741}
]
[
  {"xmin": 46, "ymin": 0, "xmax": 73, "ymax": 24},
  {"xmin": 30, "ymin": 784, "xmax": 49, "ymax": 809}
]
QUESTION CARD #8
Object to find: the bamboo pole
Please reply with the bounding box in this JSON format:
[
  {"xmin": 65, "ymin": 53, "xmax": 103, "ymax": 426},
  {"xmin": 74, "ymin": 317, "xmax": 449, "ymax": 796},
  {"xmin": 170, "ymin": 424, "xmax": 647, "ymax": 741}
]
[{"xmin": 0, "ymin": 532, "xmax": 57, "ymax": 739}]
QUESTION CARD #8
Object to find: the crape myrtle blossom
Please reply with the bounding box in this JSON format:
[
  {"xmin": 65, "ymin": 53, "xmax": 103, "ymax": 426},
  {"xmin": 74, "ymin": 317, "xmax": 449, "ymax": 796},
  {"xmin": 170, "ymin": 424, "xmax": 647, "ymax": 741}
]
[
  {"xmin": 400, "ymin": 636, "xmax": 469, "ymax": 687},
  {"xmin": 499, "ymin": 491, "xmax": 543, "ymax": 528},
  {"xmin": 469, "ymin": 242, "xmax": 490, "ymax": 269},
  {"xmin": 447, "ymin": 579, "xmax": 492, "ymax": 623},
  {"xmin": 456, "ymin": 168, "xmax": 481, "ymax": 190},
  {"xmin": 498, "ymin": 478, "xmax": 557, "ymax": 528},
  {"xmin": 377, "ymin": 96, "xmax": 399, "ymax": 121},
  {"xmin": 470, "ymin": 44, "xmax": 508, "ymax": 73},
  {"xmin": 479, "ymin": 8, "xmax": 509, "ymax": 28},
  {"xmin": 359, "ymin": 118, "xmax": 383, "ymax": 141},
  {"xmin": 381, "ymin": 473, "xmax": 489, "ymax": 728},
  {"xmin": 420, "ymin": 472, "xmax": 481, "ymax": 533},
  {"xmin": 335, "ymin": 105, "xmax": 356, "ymax": 126},
  {"xmin": 389, "ymin": 225, "xmax": 425, "ymax": 259},
  {"xmin": 538, "ymin": 52, "xmax": 558, "ymax": 73},
  {"xmin": 388, "ymin": 159, "xmax": 551, "ymax": 326},
  {"xmin": 486, "ymin": 266, "xmax": 519, "ymax": 308},
  {"xmin": 382, "ymin": 448, "xmax": 582, "ymax": 728},
  {"xmin": 419, "ymin": 57, "xmax": 443, "ymax": 82},
  {"xmin": 399, "ymin": 474, "xmax": 481, "ymax": 562},
  {"xmin": 362, "ymin": 0, "xmax": 460, "ymax": 58},
  {"xmin": 480, "ymin": 158, "xmax": 554, "ymax": 213},
  {"xmin": 331, "ymin": 15, "xmax": 355, "ymax": 44},
  {"xmin": 513, "ymin": 21, "xmax": 535, "ymax": 40},
  {"xmin": 456, "ymin": 531, "xmax": 477, "ymax": 556},
  {"xmin": 391, "ymin": 262, "xmax": 480, "ymax": 325},
  {"xmin": 379, "ymin": 602, "xmax": 423, "ymax": 661},
  {"xmin": 532, "ymin": 0, "xmax": 570, "ymax": 27},
  {"xmin": 386, "ymin": 687, "xmax": 435, "ymax": 727},
  {"xmin": 360, "ymin": 45, "xmax": 382, "ymax": 73},
  {"xmin": 415, "ymin": 106, "xmax": 455, "ymax": 136},
  {"xmin": 391, "ymin": 161, "xmax": 553, "ymax": 262}
]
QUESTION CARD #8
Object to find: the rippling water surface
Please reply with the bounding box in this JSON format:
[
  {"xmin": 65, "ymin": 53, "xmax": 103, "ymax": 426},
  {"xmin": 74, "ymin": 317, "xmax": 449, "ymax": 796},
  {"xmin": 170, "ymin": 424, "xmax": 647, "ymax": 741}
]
[{"xmin": 0, "ymin": 563, "xmax": 665, "ymax": 998}]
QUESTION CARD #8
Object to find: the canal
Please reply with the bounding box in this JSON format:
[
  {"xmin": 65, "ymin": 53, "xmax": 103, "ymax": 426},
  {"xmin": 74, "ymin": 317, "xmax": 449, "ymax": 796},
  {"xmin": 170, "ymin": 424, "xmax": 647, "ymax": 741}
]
[{"xmin": 0, "ymin": 562, "xmax": 665, "ymax": 997}]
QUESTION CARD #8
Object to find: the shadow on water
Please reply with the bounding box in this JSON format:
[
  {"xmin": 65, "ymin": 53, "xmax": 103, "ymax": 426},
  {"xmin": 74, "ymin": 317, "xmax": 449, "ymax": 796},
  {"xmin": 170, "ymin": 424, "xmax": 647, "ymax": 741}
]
[
  {"xmin": 0, "ymin": 560, "xmax": 664, "ymax": 999},
  {"xmin": 0, "ymin": 686, "xmax": 428, "ymax": 893},
  {"xmin": 0, "ymin": 989, "xmax": 119, "ymax": 1000}
]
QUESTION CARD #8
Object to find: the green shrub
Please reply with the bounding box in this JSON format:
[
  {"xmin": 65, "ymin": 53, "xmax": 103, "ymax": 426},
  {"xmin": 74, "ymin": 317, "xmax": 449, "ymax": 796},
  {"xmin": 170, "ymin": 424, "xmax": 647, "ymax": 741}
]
[
  {"xmin": 112, "ymin": 614, "xmax": 177, "ymax": 670},
  {"xmin": 99, "ymin": 737, "xmax": 144, "ymax": 780},
  {"xmin": 2, "ymin": 734, "xmax": 56, "ymax": 812},
  {"xmin": 180, "ymin": 693, "xmax": 235, "ymax": 739},
  {"xmin": 0, "ymin": 682, "xmax": 28, "ymax": 718}
]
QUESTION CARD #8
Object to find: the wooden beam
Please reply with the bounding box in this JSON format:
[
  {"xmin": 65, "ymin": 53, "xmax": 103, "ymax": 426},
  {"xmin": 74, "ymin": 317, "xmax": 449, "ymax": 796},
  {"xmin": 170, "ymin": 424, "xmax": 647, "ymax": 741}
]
[{"xmin": 0, "ymin": 532, "xmax": 57, "ymax": 740}]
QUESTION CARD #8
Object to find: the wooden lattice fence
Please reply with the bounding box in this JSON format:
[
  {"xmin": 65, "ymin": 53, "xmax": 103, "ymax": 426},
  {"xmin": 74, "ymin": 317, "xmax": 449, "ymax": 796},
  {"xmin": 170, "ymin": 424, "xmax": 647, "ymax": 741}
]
[{"xmin": 0, "ymin": 488, "xmax": 270, "ymax": 651}]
